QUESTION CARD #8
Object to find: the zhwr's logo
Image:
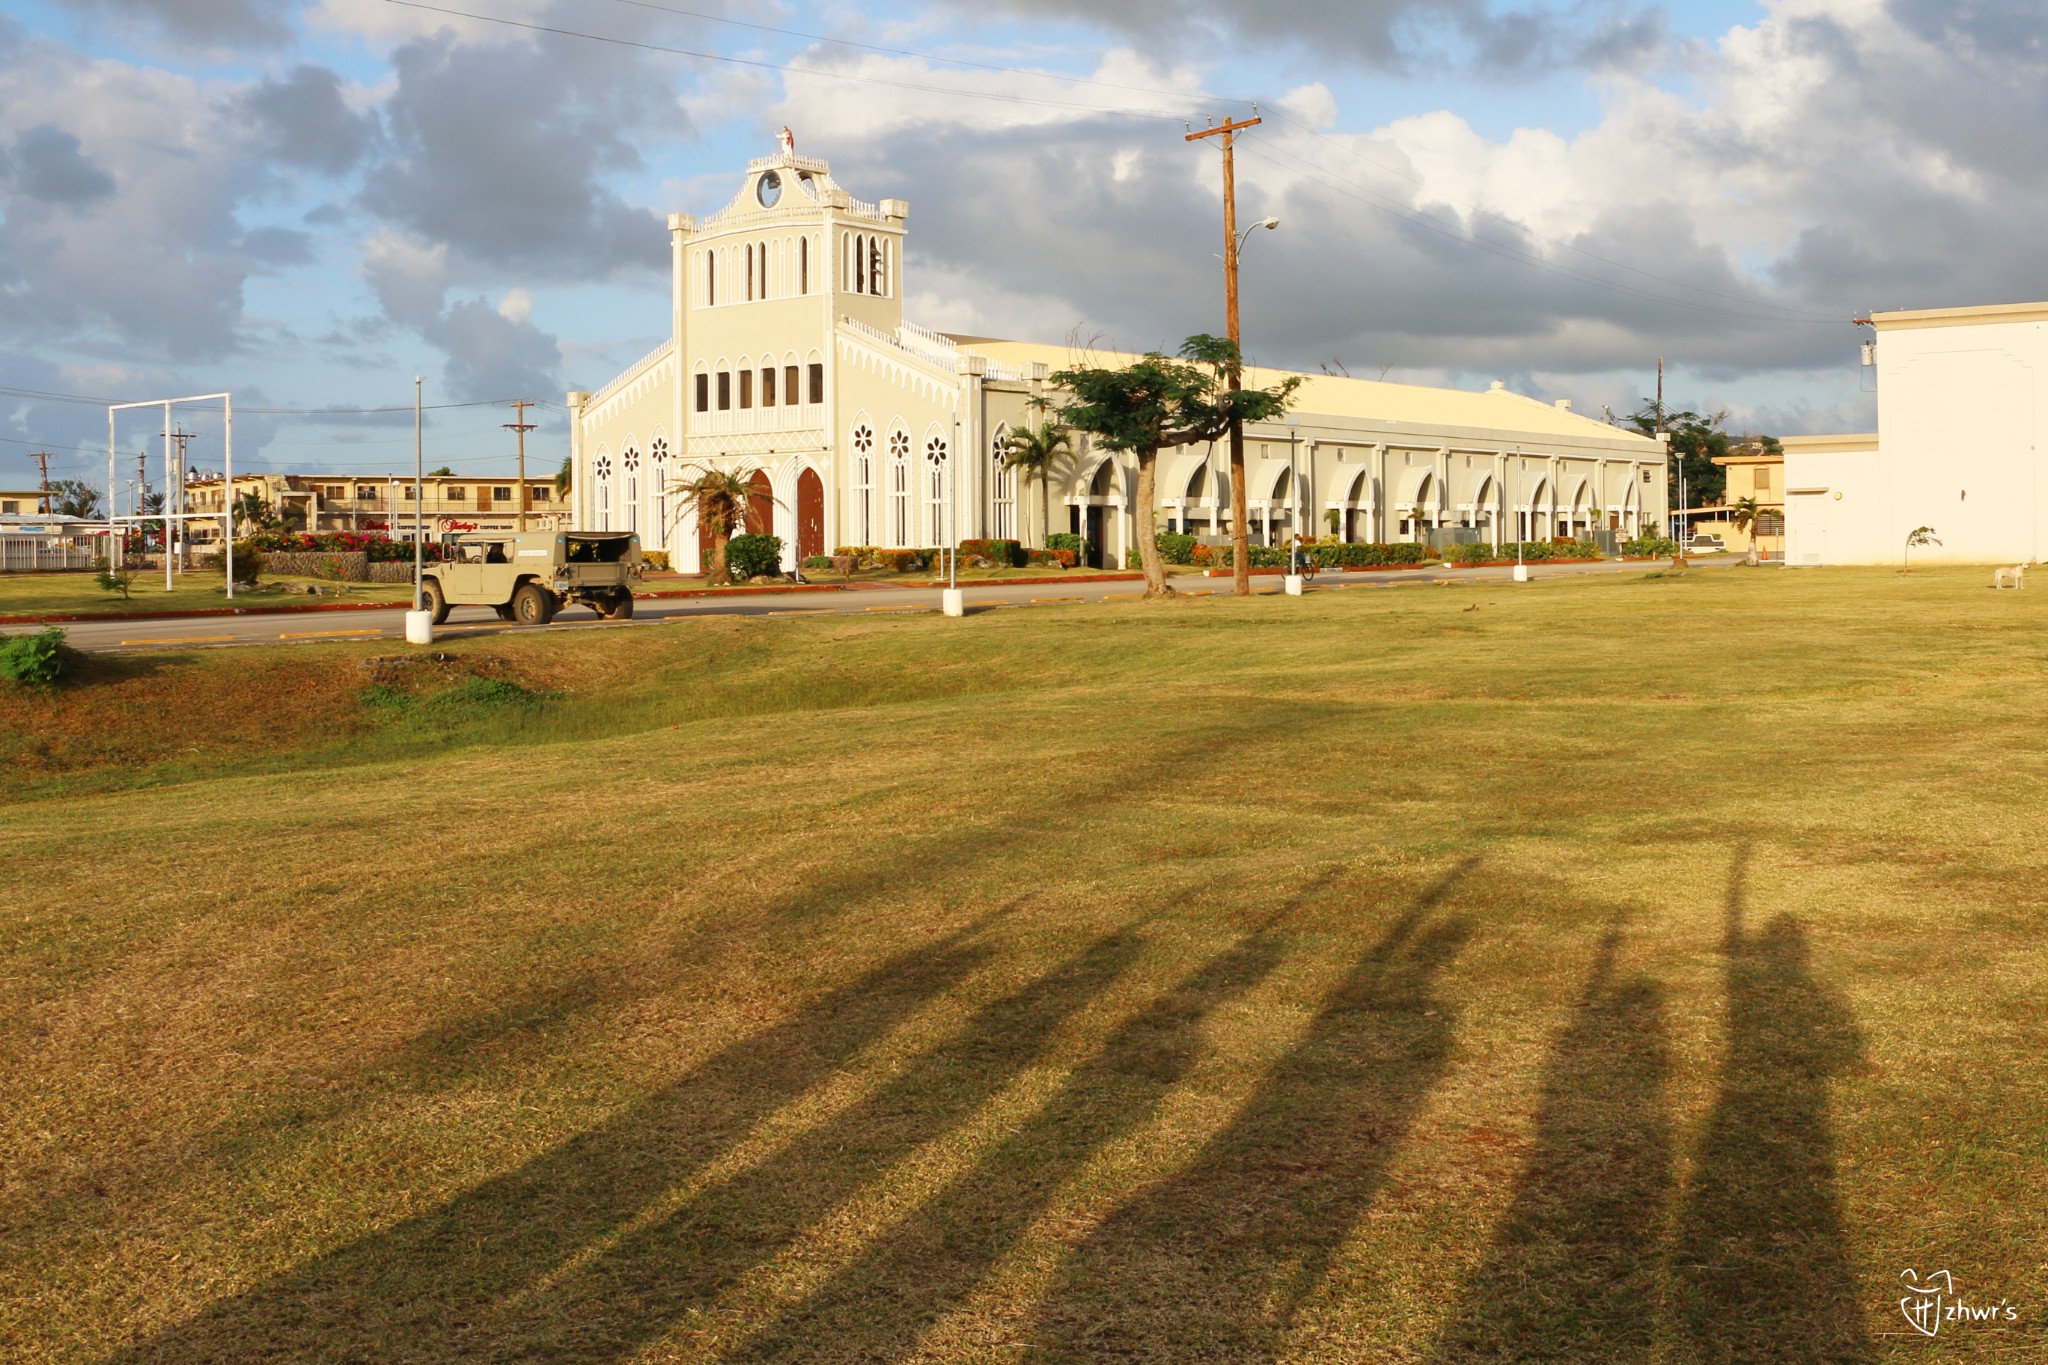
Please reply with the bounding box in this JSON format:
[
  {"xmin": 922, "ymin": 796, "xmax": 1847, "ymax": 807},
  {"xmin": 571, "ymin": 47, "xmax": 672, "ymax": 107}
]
[{"xmin": 1898, "ymin": 1268, "xmax": 2017, "ymax": 1338}]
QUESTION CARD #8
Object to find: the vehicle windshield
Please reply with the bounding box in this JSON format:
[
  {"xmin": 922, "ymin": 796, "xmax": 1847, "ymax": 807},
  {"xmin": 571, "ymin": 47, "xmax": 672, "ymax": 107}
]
[{"xmin": 564, "ymin": 536, "xmax": 631, "ymax": 563}]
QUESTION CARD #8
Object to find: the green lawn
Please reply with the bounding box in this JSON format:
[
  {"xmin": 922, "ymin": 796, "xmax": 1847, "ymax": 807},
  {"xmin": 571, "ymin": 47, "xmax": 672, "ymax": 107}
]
[
  {"xmin": 3, "ymin": 565, "xmax": 2045, "ymax": 1361},
  {"xmin": 0, "ymin": 570, "xmax": 411, "ymax": 618}
]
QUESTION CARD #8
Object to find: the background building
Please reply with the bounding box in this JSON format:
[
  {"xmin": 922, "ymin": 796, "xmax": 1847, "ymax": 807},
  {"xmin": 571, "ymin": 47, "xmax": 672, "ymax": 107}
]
[
  {"xmin": 1786, "ymin": 302, "xmax": 2048, "ymax": 566},
  {"xmin": 569, "ymin": 143, "xmax": 1668, "ymax": 572},
  {"xmin": 181, "ymin": 474, "xmax": 561, "ymax": 543}
]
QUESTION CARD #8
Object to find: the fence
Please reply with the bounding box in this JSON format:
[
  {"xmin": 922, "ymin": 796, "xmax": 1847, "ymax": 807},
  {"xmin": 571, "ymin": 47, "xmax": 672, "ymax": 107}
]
[{"xmin": 0, "ymin": 536, "xmax": 99, "ymax": 572}]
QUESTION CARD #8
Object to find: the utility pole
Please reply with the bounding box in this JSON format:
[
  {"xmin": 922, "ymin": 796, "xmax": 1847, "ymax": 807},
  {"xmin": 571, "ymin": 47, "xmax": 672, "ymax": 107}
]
[
  {"xmin": 168, "ymin": 427, "xmax": 197, "ymax": 569},
  {"xmin": 504, "ymin": 399, "xmax": 536, "ymax": 531},
  {"xmin": 1187, "ymin": 109, "xmax": 1262, "ymax": 597},
  {"xmin": 25, "ymin": 451, "xmax": 52, "ymax": 514}
]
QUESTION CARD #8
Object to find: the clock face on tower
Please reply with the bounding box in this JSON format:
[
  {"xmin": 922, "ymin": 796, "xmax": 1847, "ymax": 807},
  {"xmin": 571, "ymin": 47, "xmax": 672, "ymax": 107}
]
[{"xmin": 757, "ymin": 170, "xmax": 782, "ymax": 208}]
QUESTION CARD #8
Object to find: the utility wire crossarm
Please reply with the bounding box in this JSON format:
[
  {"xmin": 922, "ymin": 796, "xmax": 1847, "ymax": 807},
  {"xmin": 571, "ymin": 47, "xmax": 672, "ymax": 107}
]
[{"xmin": 503, "ymin": 399, "xmax": 538, "ymax": 532}]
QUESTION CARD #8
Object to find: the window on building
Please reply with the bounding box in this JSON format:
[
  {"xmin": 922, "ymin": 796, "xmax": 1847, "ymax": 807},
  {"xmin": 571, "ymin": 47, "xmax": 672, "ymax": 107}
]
[
  {"xmin": 799, "ymin": 236, "xmax": 808, "ymax": 294},
  {"xmin": 872, "ymin": 238, "xmax": 887, "ymax": 296},
  {"xmin": 1, "ymin": 500, "xmax": 17, "ymax": 515},
  {"xmin": 746, "ymin": 243, "xmax": 754, "ymax": 301},
  {"xmin": 718, "ymin": 371, "xmax": 731, "ymax": 410},
  {"xmin": 492, "ymin": 486, "xmax": 512, "ymax": 501},
  {"xmin": 762, "ymin": 366, "xmax": 776, "ymax": 407},
  {"xmin": 532, "ymin": 486, "xmax": 551, "ymax": 502},
  {"xmin": 706, "ymin": 252, "xmax": 715, "ymax": 306},
  {"xmin": 785, "ymin": 364, "xmax": 800, "ymax": 405},
  {"xmin": 924, "ymin": 434, "xmax": 949, "ymax": 543},
  {"xmin": 888, "ymin": 429, "xmax": 910, "ymax": 547},
  {"xmin": 355, "ymin": 485, "xmax": 378, "ymax": 500},
  {"xmin": 695, "ymin": 373, "xmax": 709, "ymax": 413},
  {"xmin": 324, "ymin": 484, "xmax": 344, "ymax": 498},
  {"xmin": 1757, "ymin": 512, "xmax": 1784, "ymax": 536},
  {"xmin": 991, "ymin": 427, "xmax": 1013, "ymax": 539},
  {"xmin": 403, "ymin": 486, "xmax": 417, "ymax": 501},
  {"xmin": 445, "ymin": 485, "xmax": 466, "ymax": 501},
  {"xmin": 739, "ymin": 369, "xmax": 753, "ymax": 409},
  {"xmin": 853, "ymin": 423, "xmax": 875, "ymax": 545},
  {"xmin": 855, "ymin": 234, "xmax": 866, "ymax": 293},
  {"xmin": 1756, "ymin": 466, "xmax": 1775, "ymax": 494},
  {"xmin": 808, "ymin": 362, "xmax": 824, "ymax": 404}
]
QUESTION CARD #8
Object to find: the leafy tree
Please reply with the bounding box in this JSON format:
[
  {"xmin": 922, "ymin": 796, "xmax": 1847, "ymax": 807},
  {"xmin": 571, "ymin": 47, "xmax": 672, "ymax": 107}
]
[
  {"xmin": 427, "ymin": 465, "xmax": 453, "ymax": 477},
  {"xmin": 1051, "ymin": 335, "xmax": 1300, "ymax": 598},
  {"xmin": 672, "ymin": 468, "xmax": 779, "ymax": 585},
  {"xmin": 1626, "ymin": 404, "xmax": 1733, "ymax": 509},
  {"xmin": 998, "ymin": 414, "xmax": 1073, "ymax": 549},
  {"xmin": 93, "ymin": 559, "xmax": 134, "ymax": 601},
  {"xmin": 1903, "ymin": 525, "xmax": 1939, "ymax": 572},
  {"xmin": 46, "ymin": 480, "xmax": 101, "ymax": 519}
]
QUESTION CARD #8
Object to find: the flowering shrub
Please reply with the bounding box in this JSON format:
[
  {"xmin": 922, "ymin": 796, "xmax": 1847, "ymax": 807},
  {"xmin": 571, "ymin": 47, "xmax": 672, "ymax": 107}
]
[
  {"xmin": 1025, "ymin": 548, "xmax": 1077, "ymax": 568},
  {"xmin": 956, "ymin": 538, "xmax": 1022, "ymax": 567}
]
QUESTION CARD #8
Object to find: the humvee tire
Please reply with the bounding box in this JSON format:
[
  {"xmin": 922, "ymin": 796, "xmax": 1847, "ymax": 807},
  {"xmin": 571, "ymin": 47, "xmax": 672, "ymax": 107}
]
[
  {"xmin": 422, "ymin": 577, "xmax": 450, "ymax": 625},
  {"xmin": 494, "ymin": 604, "xmax": 516, "ymax": 621},
  {"xmin": 598, "ymin": 590, "xmax": 634, "ymax": 620},
  {"xmin": 512, "ymin": 582, "xmax": 555, "ymax": 626}
]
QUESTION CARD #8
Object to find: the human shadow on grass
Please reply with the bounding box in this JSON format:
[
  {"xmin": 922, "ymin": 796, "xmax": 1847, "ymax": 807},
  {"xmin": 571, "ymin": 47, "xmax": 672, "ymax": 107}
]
[
  {"xmin": 1426, "ymin": 919, "xmax": 1673, "ymax": 1363},
  {"xmin": 471, "ymin": 926, "xmax": 1145, "ymax": 1361},
  {"xmin": 1020, "ymin": 858, "xmax": 1477, "ymax": 1362},
  {"xmin": 1670, "ymin": 848, "xmax": 1872, "ymax": 1364},
  {"xmin": 107, "ymin": 923, "xmax": 1003, "ymax": 1363},
  {"xmin": 722, "ymin": 904, "xmax": 1310, "ymax": 1362}
]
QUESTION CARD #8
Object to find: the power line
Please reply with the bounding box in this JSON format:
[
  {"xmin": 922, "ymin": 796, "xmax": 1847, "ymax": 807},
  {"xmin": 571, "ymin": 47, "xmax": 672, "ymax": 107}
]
[
  {"xmin": 383, "ymin": 0, "xmax": 1198, "ymax": 120},
  {"xmin": 0, "ymin": 383, "xmax": 534, "ymax": 413}
]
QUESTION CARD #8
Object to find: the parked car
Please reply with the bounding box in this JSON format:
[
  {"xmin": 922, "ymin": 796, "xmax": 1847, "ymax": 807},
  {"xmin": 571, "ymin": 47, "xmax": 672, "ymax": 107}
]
[{"xmin": 1687, "ymin": 533, "xmax": 1727, "ymax": 555}]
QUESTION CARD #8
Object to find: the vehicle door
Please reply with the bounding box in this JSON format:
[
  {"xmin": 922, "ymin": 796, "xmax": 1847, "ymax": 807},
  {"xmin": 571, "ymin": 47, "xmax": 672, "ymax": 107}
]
[{"xmin": 440, "ymin": 541, "xmax": 486, "ymax": 601}]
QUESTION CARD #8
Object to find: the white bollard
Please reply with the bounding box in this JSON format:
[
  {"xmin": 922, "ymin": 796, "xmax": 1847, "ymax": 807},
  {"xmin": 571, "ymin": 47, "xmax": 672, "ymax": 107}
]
[
  {"xmin": 1511, "ymin": 565, "xmax": 1530, "ymax": 583},
  {"xmin": 1283, "ymin": 574, "xmax": 1304, "ymax": 596},
  {"xmin": 404, "ymin": 609, "xmax": 435, "ymax": 644},
  {"xmin": 941, "ymin": 588, "xmax": 964, "ymax": 618}
]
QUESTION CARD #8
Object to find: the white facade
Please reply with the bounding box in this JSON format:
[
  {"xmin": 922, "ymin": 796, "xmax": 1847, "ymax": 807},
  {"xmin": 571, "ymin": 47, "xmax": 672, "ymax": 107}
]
[
  {"xmin": 1787, "ymin": 303, "xmax": 2048, "ymax": 566},
  {"xmin": 569, "ymin": 142, "xmax": 1668, "ymax": 571}
]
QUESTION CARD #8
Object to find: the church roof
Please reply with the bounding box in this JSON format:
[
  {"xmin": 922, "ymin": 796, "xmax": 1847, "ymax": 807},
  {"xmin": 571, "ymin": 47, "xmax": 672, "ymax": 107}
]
[{"xmin": 953, "ymin": 337, "xmax": 1659, "ymax": 446}]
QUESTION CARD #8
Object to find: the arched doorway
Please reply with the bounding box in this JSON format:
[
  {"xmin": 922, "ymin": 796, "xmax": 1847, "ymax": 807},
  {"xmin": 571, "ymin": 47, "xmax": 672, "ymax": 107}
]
[
  {"xmin": 796, "ymin": 467, "xmax": 824, "ymax": 561},
  {"xmin": 746, "ymin": 470, "xmax": 774, "ymax": 536}
]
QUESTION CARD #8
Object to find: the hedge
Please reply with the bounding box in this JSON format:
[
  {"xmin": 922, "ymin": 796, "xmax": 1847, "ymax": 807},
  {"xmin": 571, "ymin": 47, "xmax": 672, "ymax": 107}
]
[
  {"xmin": 1025, "ymin": 548, "xmax": 1078, "ymax": 568},
  {"xmin": 725, "ymin": 533, "xmax": 784, "ymax": 580},
  {"xmin": 1622, "ymin": 535, "xmax": 1679, "ymax": 558}
]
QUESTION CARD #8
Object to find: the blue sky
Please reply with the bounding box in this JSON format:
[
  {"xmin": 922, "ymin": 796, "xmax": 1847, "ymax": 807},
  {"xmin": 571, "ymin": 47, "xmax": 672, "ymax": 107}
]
[{"xmin": 1, "ymin": 0, "xmax": 2036, "ymax": 483}]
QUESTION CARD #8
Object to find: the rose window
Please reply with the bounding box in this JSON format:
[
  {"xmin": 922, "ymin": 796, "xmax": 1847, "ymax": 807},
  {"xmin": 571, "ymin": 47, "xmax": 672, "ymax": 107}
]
[{"xmin": 853, "ymin": 424, "xmax": 874, "ymax": 453}]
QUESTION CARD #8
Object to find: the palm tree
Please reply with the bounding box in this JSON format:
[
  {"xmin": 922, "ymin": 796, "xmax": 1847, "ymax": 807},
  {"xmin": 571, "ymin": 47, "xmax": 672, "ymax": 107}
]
[
  {"xmin": 670, "ymin": 467, "xmax": 779, "ymax": 585},
  {"xmin": 554, "ymin": 454, "xmax": 572, "ymax": 498},
  {"xmin": 1729, "ymin": 495, "xmax": 1764, "ymax": 565},
  {"xmin": 999, "ymin": 416, "xmax": 1072, "ymax": 549},
  {"xmin": 1903, "ymin": 525, "xmax": 1940, "ymax": 572}
]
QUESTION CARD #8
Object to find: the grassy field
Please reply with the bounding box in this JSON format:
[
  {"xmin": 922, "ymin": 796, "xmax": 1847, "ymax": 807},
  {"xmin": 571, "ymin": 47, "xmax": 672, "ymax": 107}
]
[
  {"xmin": 3, "ymin": 565, "xmax": 2045, "ymax": 1362},
  {"xmin": 0, "ymin": 570, "xmax": 411, "ymax": 618}
]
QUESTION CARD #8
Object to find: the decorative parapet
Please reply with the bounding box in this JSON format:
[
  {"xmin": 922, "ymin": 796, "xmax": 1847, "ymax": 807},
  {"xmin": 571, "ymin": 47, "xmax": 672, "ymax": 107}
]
[
  {"xmin": 747, "ymin": 151, "xmax": 833, "ymax": 175},
  {"xmin": 667, "ymin": 212, "xmax": 694, "ymax": 233},
  {"xmin": 588, "ymin": 340, "xmax": 674, "ymax": 408}
]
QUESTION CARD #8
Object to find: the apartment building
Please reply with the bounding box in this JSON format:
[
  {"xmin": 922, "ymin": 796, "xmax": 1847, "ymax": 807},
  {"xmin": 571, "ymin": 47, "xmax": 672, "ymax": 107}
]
[{"xmin": 181, "ymin": 474, "xmax": 563, "ymax": 541}]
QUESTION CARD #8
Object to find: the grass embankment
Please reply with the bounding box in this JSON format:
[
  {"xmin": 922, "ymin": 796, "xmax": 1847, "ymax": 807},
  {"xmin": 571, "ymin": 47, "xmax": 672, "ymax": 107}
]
[
  {"xmin": 4, "ymin": 566, "xmax": 2046, "ymax": 1362},
  {"xmin": 0, "ymin": 571, "xmax": 410, "ymax": 619}
]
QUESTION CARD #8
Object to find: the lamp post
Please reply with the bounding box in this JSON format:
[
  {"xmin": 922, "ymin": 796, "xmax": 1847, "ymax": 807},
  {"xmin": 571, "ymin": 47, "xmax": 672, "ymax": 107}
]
[
  {"xmin": 942, "ymin": 415, "xmax": 964, "ymax": 617},
  {"xmin": 1283, "ymin": 415, "xmax": 1304, "ymax": 595},
  {"xmin": 405, "ymin": 375, "xmax": 433, "ymax": 644},
  {"xmin": 1513, "ymin": 448, "xmax": 1529, "ymax": 583}
]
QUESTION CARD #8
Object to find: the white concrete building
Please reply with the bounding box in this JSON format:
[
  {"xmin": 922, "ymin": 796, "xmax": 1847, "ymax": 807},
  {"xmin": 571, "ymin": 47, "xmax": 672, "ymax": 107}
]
[
  {"xmin": 570, "ymin": 140, "xmax": 1668, "ymax": 570},
  {"xmin": 1786, "ymin": 302, "xmax": 2048, "ymax": 566}
]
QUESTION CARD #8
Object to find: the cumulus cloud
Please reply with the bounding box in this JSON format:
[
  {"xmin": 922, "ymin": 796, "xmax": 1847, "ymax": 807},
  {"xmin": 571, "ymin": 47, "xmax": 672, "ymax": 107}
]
[
  {"xmin": 40, "ymin": 0, "xmax": 294, "ymax": 46},
  {"xmin": 361, "ymin": 229, "xmax": 563, "ymax": 399},
  {"xmin": 233, "ymin": 65, "xmax": 381, "ymax": 176}
]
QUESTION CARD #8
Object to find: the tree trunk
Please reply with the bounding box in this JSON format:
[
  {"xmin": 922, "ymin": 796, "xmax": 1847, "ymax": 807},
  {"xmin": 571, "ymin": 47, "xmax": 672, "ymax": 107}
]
[
  {"xmin": 1041, "ymin": 470, "xmax": 1052, "ymax": 550},
  {"xmin": 1135, "ymin": 449, "xmax": 1171, "ymax": 598},
  {"xmin": 1228, "ymin": 414, "xmax": 1250, "ymax": 597},
  {"xmin": 710, "ymin": 529, "xmax": 730, "ymax": 585}
]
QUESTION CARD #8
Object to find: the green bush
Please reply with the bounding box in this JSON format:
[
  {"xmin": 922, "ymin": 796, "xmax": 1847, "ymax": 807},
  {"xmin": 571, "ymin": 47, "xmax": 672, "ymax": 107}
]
[
  {"xmin": 1622, "ymin": 535, "xmax": 1679, "ymax": 558},
  {"xmin": 0, "ymin": 627, "xmax": 67, "ymax": 687},
  {"xmin": 1025, "ymin": 548, "xmax": 1077, "ymax": 568},
  {"xmin": 229, "ymin": 546, "xmax": 264, "ymax": 585},
  {"xmin": 802, "ymin": 555, "xmax": 836, "ymax": 571},
  {"xmin": 1154, "ymin": 532, "xmax": 1197, "ymax": 564},
  {"xmin": 957, "ymin": 538, "xmax": 1022, "ymax": 567},
  {"xmin": 725, "ymin": 533, "xmax": 784, "ymax": 580},
  {"xmin": 641, "ymin": 550, "xmax": 671, "ymax": 572},
  {"xmin": 1045, "ymin": 532, "xmax": 1092, "ymax": 561}
]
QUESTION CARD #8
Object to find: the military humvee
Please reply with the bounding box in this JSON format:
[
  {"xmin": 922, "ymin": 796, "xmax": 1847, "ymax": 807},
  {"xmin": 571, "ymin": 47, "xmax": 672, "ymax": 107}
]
[{"xmin": 421, "ymin": 530, "xmax": 640, "ymax": 626}]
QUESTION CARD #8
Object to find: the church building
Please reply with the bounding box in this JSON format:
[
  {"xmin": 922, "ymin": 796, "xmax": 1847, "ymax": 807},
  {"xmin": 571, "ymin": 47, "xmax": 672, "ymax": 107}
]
[{"xmin": 567, "ymin": 137, "xmax": 1668, "ymax": 570}]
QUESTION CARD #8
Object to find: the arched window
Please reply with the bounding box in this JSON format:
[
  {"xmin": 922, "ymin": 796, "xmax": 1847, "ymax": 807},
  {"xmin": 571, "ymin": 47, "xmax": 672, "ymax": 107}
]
[
  {"xmin": 887, "ymin": 428, "xmax": 910, "ymax": 547},
  {"xmin": 623, "ymin": 445, "xmax": 641, "ymax": 535},
  {"xmin": 852, "ymin": 422, "xmax": 875, "ymax": 545},
  {"xmin": 799, "ymin": 235, "xmax": 808, "ymax": 294},
  {"xmin": 924, "ymin": 433, "xmax": 949, "ymax": 545},
  {"xmin": 874, "ymin": 238, "xmax": 888, "ymax": 296},
  {"xmin": 854, "ymin": 234, "xmax": 867, "ymax": 294},
  {"xmin": 990, "ymin": 425, "xmax": 1013, "ymax": 540},
  {"xmin": 594, "ymin": 450, "xmax": 613, "ymax": 531},
  {"xmin": 651, "ymin": 438, "xmax": 668, "ymax": 546}
]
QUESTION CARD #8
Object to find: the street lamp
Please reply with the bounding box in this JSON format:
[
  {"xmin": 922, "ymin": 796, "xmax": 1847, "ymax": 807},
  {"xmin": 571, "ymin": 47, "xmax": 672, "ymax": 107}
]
[{"xmin": 1238, "ymin": 216, "xmax": 1280, "ymax": 255}]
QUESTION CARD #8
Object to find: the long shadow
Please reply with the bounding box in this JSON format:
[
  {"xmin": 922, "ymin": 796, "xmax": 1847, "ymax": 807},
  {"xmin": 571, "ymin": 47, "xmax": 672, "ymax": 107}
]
[
  {"xmin": 1024, "ymin": 859, "xmax": 1476, "ymax": 1362},
  {"xmin": 109, "ymin": 925, "xmax": 998, "ymax": 1363},
  {"xmin": 726, "ymin": 912, "xmax": 1301, "ymax": 1362},
  {"xmin": 1671, "ymin": 847, "xmax": 1873, "ymax": 1363},
  {"xmin": 478, "ymin": 927, "xmax": 1145, "ymax": 1360},
  {"xmin": 1427, "ymin": 920, "xmax": 1673, "ymax": 1362}
]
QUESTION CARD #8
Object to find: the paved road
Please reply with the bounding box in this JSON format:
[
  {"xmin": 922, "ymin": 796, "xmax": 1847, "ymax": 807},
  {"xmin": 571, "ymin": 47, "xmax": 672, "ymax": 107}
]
[{"xmin": 36, "ymin": 557, "xmax": 1714, "ymax": 653}]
